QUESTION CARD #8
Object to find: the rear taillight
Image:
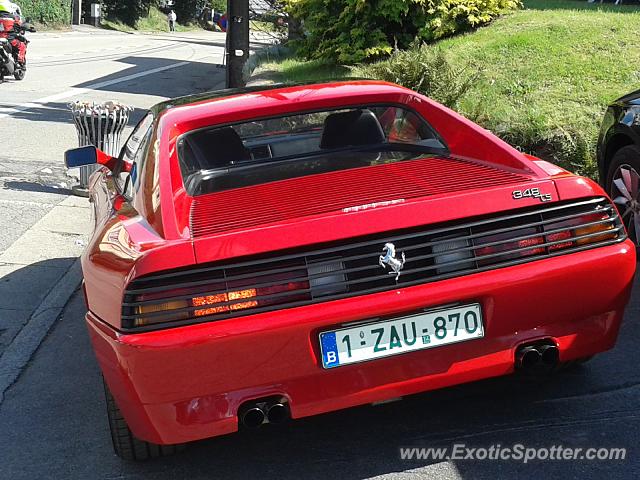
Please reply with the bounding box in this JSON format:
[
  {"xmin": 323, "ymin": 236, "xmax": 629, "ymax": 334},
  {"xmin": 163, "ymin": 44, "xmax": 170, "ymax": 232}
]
[
  {"xmin": 473, "ymin": 211, "xmax": 617, "ymax": 265},
  {"xmin": 256, "ymin": 281, "xmax": 310, "ymax": 306},
  {"xmin": 574, "ymin": 215, "xmax": 617, "ymax": 244},
  {"xmin": 545, "ymin": 230, "xmax": 573, "ymax": 251},
  {"xmin": 474, "ymin": 227, "xmax": 545, "ymax": 266},
  {"xmin": 125, "ymin": 198, "xmax": 623, "ymax": 331},
  {"xmin": 134, "ymin": 300, "xmax": 190, "ymax": 325},
  {"xmin": 193, "ymin": 288, "xmax": 258, "ymax": 316},
  {"xmin": 130, "ymin": 273, "xmax": 311, "ymax": 328},
  {"xmin": 544, "ymin": 211, "xmax": 616, "ymax": 249}
]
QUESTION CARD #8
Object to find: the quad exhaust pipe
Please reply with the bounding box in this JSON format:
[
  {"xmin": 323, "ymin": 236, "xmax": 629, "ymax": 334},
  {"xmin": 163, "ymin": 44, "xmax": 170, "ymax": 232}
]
[
  {"xmin": 239, "ymin": 398, "xmax": 290, "ymax": 429},
  {"xmin": 516, "ymin": 346, "xmax": 541, "ymax": 370},
  {"xmin": 265, "ymin": 402, "xmax": 289, "ymax": 424},
  {"xmin": 539, "ymin": 344, "xmax": 560, "ymax": 366},
  {"xmin": 515, "ymin": 341, "xmax": 559, "ymax": 374},
  {"xmin": 240, "ymin": 406, "xmax": 266, "ymax": 428}
]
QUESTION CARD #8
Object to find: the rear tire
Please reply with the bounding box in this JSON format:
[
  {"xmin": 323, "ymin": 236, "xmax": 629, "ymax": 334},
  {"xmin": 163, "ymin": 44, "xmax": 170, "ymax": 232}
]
[{"xmin": 103, "ymin": 379, "xmax": 186, "ymax": 461}]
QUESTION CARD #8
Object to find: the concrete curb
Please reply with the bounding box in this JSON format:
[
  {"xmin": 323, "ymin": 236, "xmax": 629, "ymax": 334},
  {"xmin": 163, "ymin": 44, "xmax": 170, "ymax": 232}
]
[{"xmin": 0, "ymin": 259, "xmax": 82, "ymax": 404}]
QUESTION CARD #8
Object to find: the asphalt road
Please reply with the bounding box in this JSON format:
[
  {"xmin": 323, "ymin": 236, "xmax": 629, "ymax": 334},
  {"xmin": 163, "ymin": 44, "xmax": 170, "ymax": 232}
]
[
  {"xmin": 0, "ymin": 27, "xmax": 230, "ymax": 359},
  {"xmin": 0, "ymin": 26, "xmax": 228, "ymax": 256},
  {"xmin": 1, "ymin": 272, "xmax": 639, "ymax": 479}
]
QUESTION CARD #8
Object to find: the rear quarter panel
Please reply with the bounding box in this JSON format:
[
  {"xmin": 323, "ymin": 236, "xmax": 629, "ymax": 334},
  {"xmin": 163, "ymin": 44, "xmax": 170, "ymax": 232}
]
[{"xmin": 83, "ymin": 167, "xmax": 195, "ymax": 329}]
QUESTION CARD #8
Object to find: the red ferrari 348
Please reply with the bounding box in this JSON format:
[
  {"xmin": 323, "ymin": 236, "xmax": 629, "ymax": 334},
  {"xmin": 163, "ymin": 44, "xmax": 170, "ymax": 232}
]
[{"xmin": 65, "ymin": 81, "xmax": 636, "ymax": 460}]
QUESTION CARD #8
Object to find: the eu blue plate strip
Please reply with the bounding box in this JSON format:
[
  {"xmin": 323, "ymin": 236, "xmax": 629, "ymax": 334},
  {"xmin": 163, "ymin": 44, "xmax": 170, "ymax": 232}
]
[{"xmin": 320, "ymin": 332, "xmax": 340, "ymax": 368}]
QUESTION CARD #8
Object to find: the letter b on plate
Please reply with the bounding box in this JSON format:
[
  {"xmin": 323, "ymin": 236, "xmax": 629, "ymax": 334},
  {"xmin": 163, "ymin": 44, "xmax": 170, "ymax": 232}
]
[{"xmin": 320, "ymin": 332, "xmax": 340, "ymax": 368}]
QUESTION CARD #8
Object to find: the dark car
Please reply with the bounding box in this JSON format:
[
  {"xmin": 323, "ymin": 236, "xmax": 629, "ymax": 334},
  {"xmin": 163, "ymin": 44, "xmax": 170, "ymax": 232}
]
[{"xmin": 597, "ymin": 89, "xmax": 640, "ymax": 244}]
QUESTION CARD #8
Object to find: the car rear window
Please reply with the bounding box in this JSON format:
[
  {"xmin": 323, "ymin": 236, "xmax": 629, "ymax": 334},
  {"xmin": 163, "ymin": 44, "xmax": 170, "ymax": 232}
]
[{"xmin": 177, "ymin": 105, "xmax": 447, "ymax": 196}]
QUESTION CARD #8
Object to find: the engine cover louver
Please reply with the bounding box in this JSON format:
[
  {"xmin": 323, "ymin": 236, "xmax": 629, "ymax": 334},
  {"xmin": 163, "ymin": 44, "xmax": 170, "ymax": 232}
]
[{"xmin": 189, "ymin": 157, "xmax": 531, "ymax": 237}]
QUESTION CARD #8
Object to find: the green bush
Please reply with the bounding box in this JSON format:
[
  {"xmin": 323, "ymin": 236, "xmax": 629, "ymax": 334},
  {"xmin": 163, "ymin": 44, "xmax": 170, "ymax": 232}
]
[
  {"xmin": 210, "ymin": 0, "xmax": 227, "ymax": 11},
  {"xmin": 260, "ymin": 2, "xmax": 640, "ymax": 179},
  {"xmin": 355, "ymin": 44, "xmax": 480, "ymax": 109},
  {"xmin": 354, "ymin": 40, "xmax": 596, "ymax": 177},
  {"xmin": 285, "ymin": 0, "xmax": 521, "ymax": 64},
  {"xmin": 102, "ymin": 0, "xmax": 159, "ymax": 27},
  {"xmin": 422, "ymin": 0, "xmax": 522, "ymax": 40},
  {"xmin": 174, "ymin": 0, "xmax": 199, "ymax": 22},
  {"xmin": 21, "ymin": 0, "xmax": 71, "ymax": 25}
]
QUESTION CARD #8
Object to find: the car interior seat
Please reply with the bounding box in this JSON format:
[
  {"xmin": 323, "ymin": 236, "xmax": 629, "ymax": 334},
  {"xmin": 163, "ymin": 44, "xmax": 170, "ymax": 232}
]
[
  {"xmin": 319, "ymin": 109, "xmax": 386, "ymax": 150},
  {"xmin": 182, "ymin": 126, "xmax": 251, "ymax": 171}
]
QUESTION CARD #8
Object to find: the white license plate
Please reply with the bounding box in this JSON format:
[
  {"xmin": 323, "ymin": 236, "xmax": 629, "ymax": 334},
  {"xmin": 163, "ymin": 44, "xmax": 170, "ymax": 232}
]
[{"xmin": 319, "ymin": 304, "xmax": 484, "ymax": 368}]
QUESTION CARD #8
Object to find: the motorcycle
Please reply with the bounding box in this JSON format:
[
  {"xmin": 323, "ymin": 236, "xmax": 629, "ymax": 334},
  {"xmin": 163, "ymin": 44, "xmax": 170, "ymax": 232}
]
[{"xmin": 0, "ymin": 14, "xmax": 35, "ymax": 82}]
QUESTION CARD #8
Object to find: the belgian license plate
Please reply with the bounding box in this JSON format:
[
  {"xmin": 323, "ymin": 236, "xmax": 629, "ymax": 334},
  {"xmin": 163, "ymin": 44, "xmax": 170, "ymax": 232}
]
[{"xmin": 319, "ymin": 304, "xmax": 484, "ymax": 369}]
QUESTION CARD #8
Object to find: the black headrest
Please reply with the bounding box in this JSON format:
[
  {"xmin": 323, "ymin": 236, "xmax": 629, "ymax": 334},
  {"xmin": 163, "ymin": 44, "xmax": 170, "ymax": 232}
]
[
  {"xmin": 187, "ymin": 127, "xmax": 251, "ymax": 169},
  {"xmin": 320, "ymin": 109, "xmax": 386, "ymax": 149}
]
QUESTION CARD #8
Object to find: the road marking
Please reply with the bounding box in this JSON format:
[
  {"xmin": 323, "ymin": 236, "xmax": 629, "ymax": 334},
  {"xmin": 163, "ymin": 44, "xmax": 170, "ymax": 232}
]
[
  {"xmin": 30, "ymin": 41, "xmax": 203, "ymax": 67},
  {"xmin": 0, "ymin": 58, "xmax": 196, "ymax": 119}
]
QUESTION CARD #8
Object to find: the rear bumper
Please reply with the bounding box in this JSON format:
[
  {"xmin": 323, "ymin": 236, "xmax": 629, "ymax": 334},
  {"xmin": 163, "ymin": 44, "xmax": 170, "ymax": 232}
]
[{"xmin": 88, "ymin": 241, "xmax": 636, "ymax": 445}]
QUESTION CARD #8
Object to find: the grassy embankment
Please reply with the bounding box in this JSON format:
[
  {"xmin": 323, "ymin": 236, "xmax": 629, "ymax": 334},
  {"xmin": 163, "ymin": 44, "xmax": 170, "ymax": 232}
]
[
  {"xmin": 101, "ymin": 7, "xmax": 200, "ymax": 33},
  {"xmin": 254, "ymin": 0, "xmax": 640, "ymax": 178}
]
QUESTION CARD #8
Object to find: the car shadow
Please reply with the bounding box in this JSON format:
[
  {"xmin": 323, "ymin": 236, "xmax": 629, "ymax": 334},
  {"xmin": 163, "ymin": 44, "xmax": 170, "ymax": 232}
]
[
  {"xmin": 0, "ymin": 101, "xmax": 149, "ymax": 127},
  {"xmin": 3, "ymin": 180, "xmax": 72, "ymax": 195},
  {"xmin": 168, "ymin": 364, "xmax": 638, "ymax": 479},
  {"xmin": 143, "ymin": 33, "xmax": 273, "ymax": 49},
  {"xmin": 0, "ymin": 102, "xmax": 75, "ymax": 125},
  {"xmin": 73, "ymin": 56, "xmax": 226, "ymax": 98},
  {"xmin": 110, "ymin": 272, "xmax": 640, "ymax": 478},
  {"xmin": 0, "ymin": 258, "xmax": 77, "ymax": 353}
]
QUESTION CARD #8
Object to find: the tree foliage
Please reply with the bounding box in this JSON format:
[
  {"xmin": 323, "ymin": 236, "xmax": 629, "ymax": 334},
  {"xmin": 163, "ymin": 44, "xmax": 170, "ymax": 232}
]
[
  {"xmin": 21, "ymin": 0, "xmax": 71, "ymax": 25},
  {"xmin": 102, "ymin": 0, "xmax": 160, "ymax": 26},
  {"xmin": 285, "ymin": 0, "xmax": 521, "ymax": 64},
  {"xmin": 173, "ymin": 0, "xmax": 199, "ymax": 22},
  {"xmin": 173, "ymin": 0, "xmax": 225, "ymax": 23},
  {"xmin": 100, "ymin": 0, "xmax": 222, "ymax": 27},
  {"xmin": 355, "ymin": 44, "xmax": 480, "ymax": 109},
  {"xmin": 210, "ymin": 0, "xmax": 227, "ymax": 12}
]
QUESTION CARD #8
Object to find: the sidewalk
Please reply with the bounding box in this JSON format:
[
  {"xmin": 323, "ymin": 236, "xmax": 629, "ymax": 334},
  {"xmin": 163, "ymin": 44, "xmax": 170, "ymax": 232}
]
[
  {"xmin": 0, "ymin": 26, "xmax": 257, "ymax": 404},
  {"xmin": 0, "ymin": 191, "xmax": 90, "ymax": 402},
  {"xmin": 32, "ymin": 24, "xmax": 132, "ymax": 38}
]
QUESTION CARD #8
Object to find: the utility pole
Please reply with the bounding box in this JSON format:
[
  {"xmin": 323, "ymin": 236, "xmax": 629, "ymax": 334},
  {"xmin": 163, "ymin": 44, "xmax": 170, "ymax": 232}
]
[
  {"xmin": 71, "ymin": 0, "xmax": 82, "ymax": 25},
  {"xmin": 226, "ymin": 0, "xmax": 250, "ymax": 88}
]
